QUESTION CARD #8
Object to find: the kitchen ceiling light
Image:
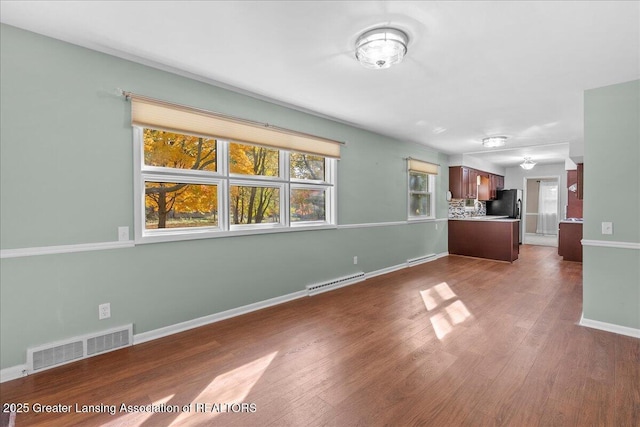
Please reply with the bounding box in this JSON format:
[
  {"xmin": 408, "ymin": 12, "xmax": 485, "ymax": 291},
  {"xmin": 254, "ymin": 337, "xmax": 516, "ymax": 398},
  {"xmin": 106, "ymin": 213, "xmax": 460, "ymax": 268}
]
[
  {"xmin": 520, "ymin": 157, "xmax": 536, "ymax": 170},
  {"xmin": 355, "ymin": 27, "xmax": 408, "ymax": 70},
  {"xmin": 482, "ymin": 136, "xmax": 507, "ymax": 148}
]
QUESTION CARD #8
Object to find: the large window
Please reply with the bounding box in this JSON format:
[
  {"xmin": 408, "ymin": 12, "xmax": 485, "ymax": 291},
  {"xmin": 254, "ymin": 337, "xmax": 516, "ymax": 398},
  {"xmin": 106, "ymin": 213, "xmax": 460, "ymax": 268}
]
[
  {"xmin": 134, "ymin": 118, "xmax": 338, "ymax": 243},
  {"xmin": 407, "ymin": 158, "xmax": 438, "ymax": 220},
  {"xmin": 130, "ymin": 94, "xmax": 341, "ymax": 242}
]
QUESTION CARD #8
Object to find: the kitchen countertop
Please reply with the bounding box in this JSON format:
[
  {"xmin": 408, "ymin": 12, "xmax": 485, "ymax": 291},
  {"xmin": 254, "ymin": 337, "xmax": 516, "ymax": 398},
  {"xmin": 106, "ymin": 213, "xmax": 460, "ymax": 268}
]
[
  {"xmin": 449, "ymin": 216, "xmax": 519, "ymax": 222},
  {"xmin": 559, "ymin": 218, "xmax": 583, "ymax": 224}
]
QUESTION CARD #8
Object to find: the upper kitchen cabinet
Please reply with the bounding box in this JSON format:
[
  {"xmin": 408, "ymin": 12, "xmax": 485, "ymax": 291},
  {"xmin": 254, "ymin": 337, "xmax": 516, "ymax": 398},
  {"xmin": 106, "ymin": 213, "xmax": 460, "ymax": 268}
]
[
  {"xmin": 567, "ymin": 168, "xmax": 584, "ymax": 218},
  {"xmin": 478, "ymin": 174, "xmax": 490, "ymax": 201},
  {"xmin": 450, "ymin": 166, "xmax": 478, "ymax": 199},
  {"xmin": 450, "ymin": 166, "xmax": 504, "ymax": 200},
  {"xmin": 576, "ymin": 163, "xmax": 584, "ymax": 200},
  {"xmin": 468, "ymin": 169, "xmax": 479, "ymax": 199},
  {"xmin": 481, "ymin": 173, "xmax": 505, "ymax": 201}
]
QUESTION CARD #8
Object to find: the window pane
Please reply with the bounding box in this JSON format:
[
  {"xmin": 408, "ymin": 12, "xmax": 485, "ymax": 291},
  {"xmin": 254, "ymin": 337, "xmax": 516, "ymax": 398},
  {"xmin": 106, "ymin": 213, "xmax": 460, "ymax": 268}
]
[
  {"xmin": 145, "ymin": 182, "xmax": 218, "ymax": 229},
  {"xmin": 230, "ymin": 185, "xmax": 280, "ymax": 224},
  {"xmin": 410, "ymin": 193, "xmax": 431, "ymax": 217},
  {"xmin": 291, "ymin": 188, "xmax": 326, "ymax": 222},
  {"xmin": 290, "ymin": 153, "xmax": 325, "ymax": 180},
  {"xmin": 409, "ymin": 172, "xmax": 427, "ymax": 192},
  {"xmin": 144, "ymin": 129, "xmax": 216, "ymax": 172},
  {"xmin": 229, "ymin": 142, "xmax": 279, "ymax": 176}
]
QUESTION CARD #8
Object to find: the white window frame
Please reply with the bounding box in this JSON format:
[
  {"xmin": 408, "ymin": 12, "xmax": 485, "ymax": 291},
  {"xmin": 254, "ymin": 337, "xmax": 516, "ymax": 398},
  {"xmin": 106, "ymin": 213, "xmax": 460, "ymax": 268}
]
[
  {"xmin": 407, "ymin": 170, "xmax": 436, "ymax": 221},
  {"xmin": 134, "ymin": 127, "xmax": 337, "ymax": 244}
]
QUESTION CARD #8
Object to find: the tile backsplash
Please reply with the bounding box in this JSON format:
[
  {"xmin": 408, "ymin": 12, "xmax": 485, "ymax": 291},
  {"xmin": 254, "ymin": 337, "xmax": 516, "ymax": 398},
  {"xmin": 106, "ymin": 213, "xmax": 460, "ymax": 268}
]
[{"xmin": 448, "ymin": 199, "xmax": 486, "ymax": 218}]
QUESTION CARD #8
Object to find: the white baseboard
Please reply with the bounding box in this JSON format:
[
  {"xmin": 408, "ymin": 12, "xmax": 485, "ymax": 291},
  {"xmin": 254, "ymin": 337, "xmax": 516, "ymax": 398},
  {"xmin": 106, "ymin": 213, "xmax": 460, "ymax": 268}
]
[
  {"xmin": 0, "ymin": 364, "xmax": 27, "ymax": 383},
  {"xmin": 1, "ymin": 252, "xmax": 451, "ymax": 383},
  {"xmin": 365, "ymin": 264, "xmax": 406, "ymax": 280},
  {"xmin": 365, "ymin": 251, "xmax": 449, "ymax": 280},
  {"xmin": 579, "ymin": 314, "xmax": 640, "ymax": 338},
  {"xmin": 133, "ymin": 290, "xmax": 308, "ymax": 345}
]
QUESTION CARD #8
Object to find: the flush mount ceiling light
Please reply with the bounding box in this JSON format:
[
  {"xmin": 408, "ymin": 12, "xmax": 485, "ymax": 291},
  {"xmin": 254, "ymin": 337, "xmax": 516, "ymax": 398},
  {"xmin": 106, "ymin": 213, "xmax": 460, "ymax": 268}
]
[
  {"xmin": 355, "ymin": 27, "xmax": 409, "ymax": 70},
  {"xmin": 520, "ymin": 157, "xmax": 536, "ymax": 170},
  {"xmin": 482, "ymin": 136, "xmax": 507, "ymax": 148}
]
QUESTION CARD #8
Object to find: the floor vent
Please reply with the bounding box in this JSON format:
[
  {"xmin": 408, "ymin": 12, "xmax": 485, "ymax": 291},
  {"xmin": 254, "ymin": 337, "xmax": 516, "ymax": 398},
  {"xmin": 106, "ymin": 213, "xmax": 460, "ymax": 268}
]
[
  {"xmin": 407, "ymin": 253, "xmax": 436, "ymax": 267},
  {"xmin": 306, "ymin": 272, "xmax": 365, "ymax": 296},
  {"xmin": 27, "ymin": 324, "xmax": 132, "ymax": 374}
]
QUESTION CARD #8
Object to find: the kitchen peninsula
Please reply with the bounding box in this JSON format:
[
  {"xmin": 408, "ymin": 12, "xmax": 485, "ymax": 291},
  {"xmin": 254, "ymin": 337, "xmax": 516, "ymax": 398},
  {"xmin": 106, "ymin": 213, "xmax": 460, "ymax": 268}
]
[{"xmin": 448, "ymin": 217, "xmax": 520, "ymax": 262}]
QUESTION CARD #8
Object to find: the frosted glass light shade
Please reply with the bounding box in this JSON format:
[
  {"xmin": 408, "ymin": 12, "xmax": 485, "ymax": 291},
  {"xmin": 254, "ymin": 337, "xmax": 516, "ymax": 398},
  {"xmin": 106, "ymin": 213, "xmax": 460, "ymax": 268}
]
[
  {"xmin": 520, "ymin": 157, "xmax": 536, "ymax": 170},
  {"xmin": 482, "ymin": 136, "xmax": 507, "ymax": 148},
  {"xmin": 355, "ymin": 28, "xmax": 408, "ymax": 70}
]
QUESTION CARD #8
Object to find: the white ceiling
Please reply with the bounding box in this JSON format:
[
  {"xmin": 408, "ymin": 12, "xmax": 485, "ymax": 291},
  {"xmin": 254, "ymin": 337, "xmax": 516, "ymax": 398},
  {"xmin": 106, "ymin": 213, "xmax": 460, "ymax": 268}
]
[{"xmin": 1, "ymin": 1, "xmax": 639, "ymax": 168}]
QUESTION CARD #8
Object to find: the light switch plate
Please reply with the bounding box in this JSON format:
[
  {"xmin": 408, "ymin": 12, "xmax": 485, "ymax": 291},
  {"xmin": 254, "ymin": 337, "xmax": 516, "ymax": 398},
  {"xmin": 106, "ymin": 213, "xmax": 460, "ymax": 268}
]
[
  {"xmin": 118, "ymin": 226, "xmax": 129, "ymax": 241},
  {"xmin": 601, "ymin": 222, "xmax": 613, "ymax": 235}
]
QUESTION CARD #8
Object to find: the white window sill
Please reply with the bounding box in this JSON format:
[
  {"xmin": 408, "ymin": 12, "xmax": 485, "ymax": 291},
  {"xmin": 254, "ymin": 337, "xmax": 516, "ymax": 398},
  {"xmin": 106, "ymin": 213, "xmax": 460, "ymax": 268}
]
[
  {"xmin": 136, "ymin": 223, "xmax": 338, "ymax": 244},
  {"xmin": 407, "ymin": 216, "xmax": 437, "ymax": 223}
]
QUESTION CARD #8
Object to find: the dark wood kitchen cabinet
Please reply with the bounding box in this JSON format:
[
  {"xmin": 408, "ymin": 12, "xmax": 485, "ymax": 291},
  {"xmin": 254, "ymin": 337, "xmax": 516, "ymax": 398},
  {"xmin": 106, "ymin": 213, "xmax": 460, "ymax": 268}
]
[
  {"xmin": 558, "ymin": 221, "xmax": 583, "ymax": 262},
  {"xmin": 478, "ymin": 175, "xmax": 490, "ymax": 201},
  {"xmin": 450, "ymin": 166, "xmax": 504, "ymax": 200},
  {"xmin": 489, "ymin": 174, "xmax": 504, "ymax": 199},
  {"xmin": 450, "ymin": 166, "xmax": 478, "ymax": 199},
  {"xmin": 468, "ymin": 169, "xmax": 478, "ymax": 199},
  {"xmin": 567, "ymin": 169, "xmax": 583, "ymax": 218},
  {"xmin": 449, "ymin": 219, "xmax": 519, "ymax": 262},
  {"xmin": 576, "ymin": 163, "xmax": 584, "ymax": 200},
  {"xmin": 481, "ymin": 173, "xmax": 505, "ymax": 201}
]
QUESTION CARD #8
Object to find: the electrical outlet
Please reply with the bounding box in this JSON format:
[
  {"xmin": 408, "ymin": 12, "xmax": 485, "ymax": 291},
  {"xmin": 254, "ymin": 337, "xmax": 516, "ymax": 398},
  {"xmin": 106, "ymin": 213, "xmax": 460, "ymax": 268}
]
[
  {"xmin": 435, "ymin": 223, "xmax": 438, "ymax": 230},
  {"xmin": 118, "ymin": 226, "xmax": 129, "ymax": 241},
  {"xmin": 601, "ymin": 222, "xmax": 613, "ymax": 235},
  {"xmin": 98, "ymin": 303, "xmax": 111, "ymax": 320},
  {"xmin": 353, "ymin": 256, "xmax": 358, "ymax": 265}
]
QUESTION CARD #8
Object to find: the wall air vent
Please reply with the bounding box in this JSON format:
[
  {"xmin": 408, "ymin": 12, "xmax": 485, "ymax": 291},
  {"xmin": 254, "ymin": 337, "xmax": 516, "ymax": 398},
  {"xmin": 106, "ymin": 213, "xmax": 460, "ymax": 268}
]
[
  {"xmin": 87, "ymin": 328, "xmax": 131, "ymax": 356},
  {"xmin": 31, "ymin": 341, "xmax": 84, "ymax": 372},
  {"xmin": 306, "ymin": 272, "xmax": 365, "ymax": 296},
  {"xmin": 407, "ymin": 253, "xmax": 436, "ymax": 267},
  {"xmin": 26, "ymin": 324, "xmax": 133, "ymax": 374}
]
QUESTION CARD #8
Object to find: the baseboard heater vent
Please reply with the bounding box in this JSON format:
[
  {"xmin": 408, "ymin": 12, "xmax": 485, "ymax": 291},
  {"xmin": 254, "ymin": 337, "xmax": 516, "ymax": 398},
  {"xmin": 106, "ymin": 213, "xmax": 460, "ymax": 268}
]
[
  {"xmin": 26, "ymin": 324, "xmax": 133, "ymax": 374},
  {"xmin": 306, "ymin": 272, "xmax": 365, "ymax": 296},
  {"xmin": 407, "ymin": 253, "xmax": 437, "ymax": 267}
]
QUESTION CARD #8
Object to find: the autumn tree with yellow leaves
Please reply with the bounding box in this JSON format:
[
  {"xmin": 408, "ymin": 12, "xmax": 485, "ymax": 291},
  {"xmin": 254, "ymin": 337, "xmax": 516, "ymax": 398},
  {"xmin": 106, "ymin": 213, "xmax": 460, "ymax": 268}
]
[
  {"xmin": 144, "ymin": 129, "xmax": 217, "ymax": 229},
  {"xmin": 144, "ymin": 130, "xmax": 282, "ymax": 228}
]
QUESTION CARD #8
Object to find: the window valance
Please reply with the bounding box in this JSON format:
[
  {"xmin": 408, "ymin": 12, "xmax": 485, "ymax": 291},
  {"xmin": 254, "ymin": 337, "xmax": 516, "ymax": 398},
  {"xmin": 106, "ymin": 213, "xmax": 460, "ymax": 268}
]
[
  {"xmin": 126, "ymin": 93, "xmax": 343, "ymax": 158},
  {"xmin": 407, "ymin": 158, "xmax": 439, "ymax": 175}
]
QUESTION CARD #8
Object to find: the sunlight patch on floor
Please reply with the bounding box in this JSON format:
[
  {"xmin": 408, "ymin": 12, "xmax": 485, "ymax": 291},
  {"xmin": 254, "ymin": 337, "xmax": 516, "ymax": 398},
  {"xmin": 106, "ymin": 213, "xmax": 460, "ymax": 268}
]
[
  {"xmin": 169, "ymin": 351, "xmax": 277, "ymax": 425},
  {"xmin": 102, "ymin": 394, "xmax": 175, "ymax": 427},
  {"xmin": 421, "ymin": 282, "xmax": 473, "ymax": 340},
  {"xmin": 420, "ymin": 282, "xmax": 457, "ymax": 311}
]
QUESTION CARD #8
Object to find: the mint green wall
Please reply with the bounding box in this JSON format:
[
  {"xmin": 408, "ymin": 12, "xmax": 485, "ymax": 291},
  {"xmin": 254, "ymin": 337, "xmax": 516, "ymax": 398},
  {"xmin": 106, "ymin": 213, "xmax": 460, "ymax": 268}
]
[
  {"xmin": 583, "ymin": 79, "xmax": 640, "ymax": 329},
  {"xmin": 0, "ymin": 25, "xmax": 448, "ymax": 369}
]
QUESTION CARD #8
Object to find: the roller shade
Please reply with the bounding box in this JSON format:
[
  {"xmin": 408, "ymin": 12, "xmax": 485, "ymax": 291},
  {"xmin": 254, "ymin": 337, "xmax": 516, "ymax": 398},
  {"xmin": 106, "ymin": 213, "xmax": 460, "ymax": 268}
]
[
  {"xmin": 408, "ymin": 158, "xmax": 439, "ymax": 175},
  {"xmin": 128, "ymin": 94, "xmax": 342, "ymax": 158}
]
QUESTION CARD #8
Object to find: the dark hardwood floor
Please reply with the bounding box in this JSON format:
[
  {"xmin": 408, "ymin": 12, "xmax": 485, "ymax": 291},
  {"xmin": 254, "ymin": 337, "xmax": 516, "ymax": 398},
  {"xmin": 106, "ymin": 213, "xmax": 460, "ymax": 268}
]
[{"xmin": 1, "ymin": 245, "xmax": 638, "ymax": 426}]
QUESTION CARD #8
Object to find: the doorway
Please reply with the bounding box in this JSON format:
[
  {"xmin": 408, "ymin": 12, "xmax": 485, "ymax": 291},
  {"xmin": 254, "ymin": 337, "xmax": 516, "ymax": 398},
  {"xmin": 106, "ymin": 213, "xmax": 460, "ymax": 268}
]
[{"xmin": 522, "ymin": 176, "xmax": 560, "ymax": 247}]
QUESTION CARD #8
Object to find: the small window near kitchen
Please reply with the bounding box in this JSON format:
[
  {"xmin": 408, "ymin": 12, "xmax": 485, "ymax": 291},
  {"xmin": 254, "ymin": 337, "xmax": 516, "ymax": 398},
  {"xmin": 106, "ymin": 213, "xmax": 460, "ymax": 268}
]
[{"xmin": 407, "ymin": 158, "xmax": 437, "ymax": 220}]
